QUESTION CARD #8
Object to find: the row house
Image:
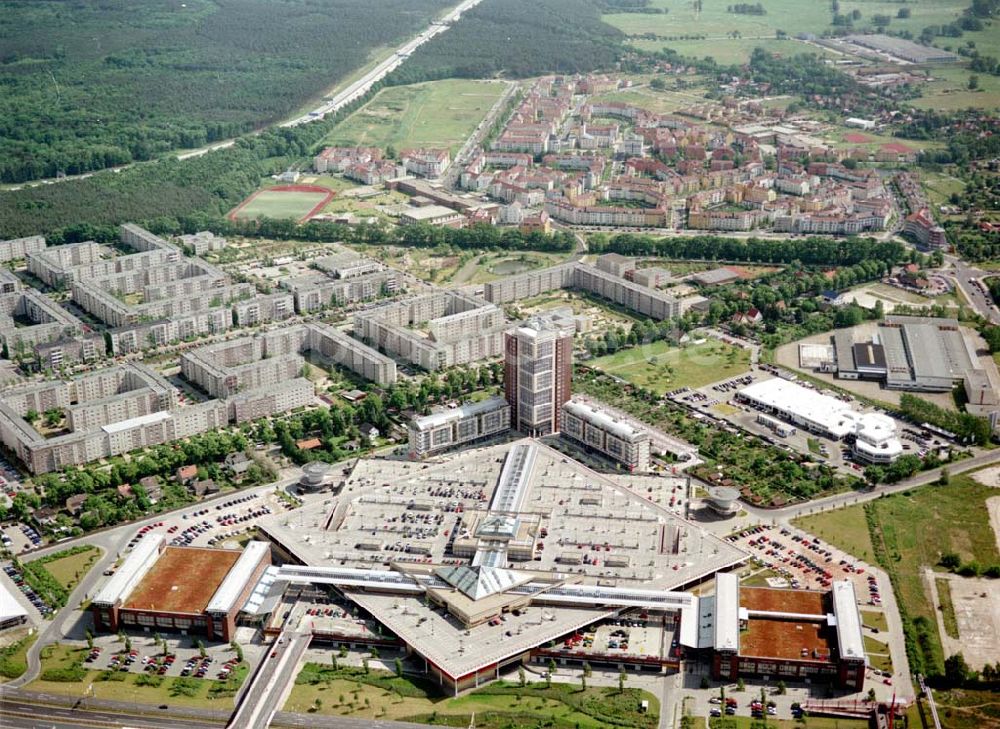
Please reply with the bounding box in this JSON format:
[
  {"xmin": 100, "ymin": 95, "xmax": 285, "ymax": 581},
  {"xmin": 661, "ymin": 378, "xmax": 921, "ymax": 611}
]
[{"xmin": 545, "ymin": 199, "xmax": 671, "ymax": 228}]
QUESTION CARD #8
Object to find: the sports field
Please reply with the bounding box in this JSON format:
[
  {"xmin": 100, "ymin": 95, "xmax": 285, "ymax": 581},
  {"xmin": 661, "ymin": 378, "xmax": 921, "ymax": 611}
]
[
  {"xmin": 321, "ymin": 79, "xmax": 507, "ymax": 155},
  {"xmin": 588, "ymin": 339, "xmax": 750, "ymax": 393},
  {"xmin": 229, "ymin": 185, "xmax": 333, "ymax": 223}
]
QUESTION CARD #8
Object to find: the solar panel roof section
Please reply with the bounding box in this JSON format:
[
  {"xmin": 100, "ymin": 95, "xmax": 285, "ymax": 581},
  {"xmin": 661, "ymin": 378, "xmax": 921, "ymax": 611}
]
[
  {"xmin": 713, "ymin": 572, "xmax": 740, "ymax": 652},
  {"xmin": 832, "ymin": 580, "xmax": 865, "ymax": 661},
  {"xmin": 92, "ymin": 534, "xmax": 164, "ymax": 606},
  {"xmin": 205, "ymin": 540, "xmax": 269, "ymax": 614}
]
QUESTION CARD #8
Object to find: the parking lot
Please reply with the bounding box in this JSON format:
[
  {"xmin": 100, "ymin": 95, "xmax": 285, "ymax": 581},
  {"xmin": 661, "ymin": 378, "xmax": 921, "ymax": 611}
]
[
  {"xmin": 119, "ymin": 490, "xmax": 291, "ymax": 558},
  {"xmin": 2, "ymin": 562, "xmax": 54, "ymax": 617},
  {"xmin": 727, "ymin": 524, "xmax": 883, "ymax": 604},
  {"xmin": 84, "ymin": 635, "xmax": 245, "ymax": 682},
  {"xmin": 542, "ymin": 612, "xmax": 679, "ymax": 666}
]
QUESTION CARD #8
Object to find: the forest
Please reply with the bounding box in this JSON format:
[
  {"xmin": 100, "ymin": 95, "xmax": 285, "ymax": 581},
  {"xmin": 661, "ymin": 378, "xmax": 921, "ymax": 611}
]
[
  {"xmin": 0, "ymin": 0, "xmax": 450, "ymax": 183},
  {"xmin": 388, "ymin": 0, "xmax": 624, "ymax": 83}
]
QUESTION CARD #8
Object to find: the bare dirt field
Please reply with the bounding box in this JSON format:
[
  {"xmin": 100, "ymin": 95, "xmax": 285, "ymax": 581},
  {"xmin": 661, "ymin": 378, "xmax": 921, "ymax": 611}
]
[{"xmin": 937, "ymin": 574, "xmax": 1000, "ymax": 671}]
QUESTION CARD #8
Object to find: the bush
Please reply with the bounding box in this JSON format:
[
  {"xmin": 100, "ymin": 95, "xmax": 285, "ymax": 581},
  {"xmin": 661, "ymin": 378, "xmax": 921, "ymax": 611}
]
[{"xmin": 41, "ymin": 665, "xmax": 86, "ymax": 682}]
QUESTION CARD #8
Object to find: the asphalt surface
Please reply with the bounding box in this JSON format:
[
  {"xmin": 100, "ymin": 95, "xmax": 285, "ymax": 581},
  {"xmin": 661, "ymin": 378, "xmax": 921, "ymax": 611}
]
[{"xmin": 7, "ymin": 473, "xmax": 304, "ymax": 689}]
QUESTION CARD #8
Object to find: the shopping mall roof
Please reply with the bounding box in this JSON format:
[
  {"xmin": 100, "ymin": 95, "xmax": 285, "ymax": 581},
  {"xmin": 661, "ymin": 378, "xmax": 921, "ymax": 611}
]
[
  {"xmin": 205, "ymin": 540, "xmax": 269, "ymax": 614},
  {"xmin": 92, "ymin": 534, "xmax": 165, "ymax": 607}
]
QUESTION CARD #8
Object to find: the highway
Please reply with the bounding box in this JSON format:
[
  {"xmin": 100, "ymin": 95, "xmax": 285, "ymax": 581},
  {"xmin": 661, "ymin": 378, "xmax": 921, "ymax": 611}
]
[{"xmin": 281, "ymin": 0, "xmax": 484, "ymax": 128}]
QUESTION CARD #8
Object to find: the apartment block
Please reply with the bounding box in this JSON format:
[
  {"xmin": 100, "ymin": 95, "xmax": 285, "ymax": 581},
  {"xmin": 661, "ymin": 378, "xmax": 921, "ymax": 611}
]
[
  {"xmin": 0, "ymin": 236, "xmax": 45, "ymax": 263},
  {"xmin": 407, "ymin": 396, "xmax": 511, "ymax": 458},
  {"xmin": 561, "ymin": 399, "xmax": 651, "ymax": 472}
]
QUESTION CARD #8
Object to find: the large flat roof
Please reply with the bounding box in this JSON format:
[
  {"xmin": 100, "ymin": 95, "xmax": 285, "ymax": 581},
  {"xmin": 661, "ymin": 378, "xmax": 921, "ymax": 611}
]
[
  {"xmin": 102, "ymin": 410, "xmax": 171, "ymax": 435},
  {"xmin": 741, "ymin": 586, "xmax": 826, "ymax": 615},
  {"xmin": 92, "ymin": 534, "xmax": 164, "ymax": 606},
  {"xmin": 713, "ymin": 572, "xmax": 739, "ymax": 652},
  {"xmin": 412, "ymin": 396, "xmax": 508, "ymax": 431},
  {"xmin": 205, "ymin": 541, "xmax": 270, "ymax": 615},
  {"xmin": 832, "ymin": 580, "xmax": 865, "ymax": 661},
  {"xmin": 123, "ymin": 546, "xmax": 240, "ymax": 614},
  {"xmin": 741, "ymin": 616, "xmax": 834, "ymax": 662},
  {"xmin": 740, "ymin": 378, "xmax": 854, "ymax": 437},
  {"xmin": 0, "ymin": 579, "xmax": 27, "ymax": 622}
]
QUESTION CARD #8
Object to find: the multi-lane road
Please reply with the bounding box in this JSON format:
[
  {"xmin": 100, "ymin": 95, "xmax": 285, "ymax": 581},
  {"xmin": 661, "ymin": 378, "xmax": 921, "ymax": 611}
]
[{"xmin": 281, "ymin": 0, "xmax": 485, "ymax": 128}]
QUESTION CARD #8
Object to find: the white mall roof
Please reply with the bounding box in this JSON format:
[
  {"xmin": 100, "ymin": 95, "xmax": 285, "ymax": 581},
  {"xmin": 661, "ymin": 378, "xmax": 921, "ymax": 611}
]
[
  {"xmin": 713, "ymin": 572, "xmax": 740, "ymax": 652},
  {"xmin": 434, "ymin": 565, "xmax": 533, "ymax": 601},
  {"xmin": 832, "ymin": 580, "xmax": 865, "ymax": 661},
  {"xmin": 739, "ymin": 378, "xmax": 857, "ymax": 438},
  {"xmin": 0, "ymin": 580, "xmax": 27, "ymax": 623},
  {"xmin": 205, "ymin": 541, "xmax": 270, "ymax": 614},
  {"xmin": 92, "ymin": 534, "xmax": 164, "ymax": 606}
]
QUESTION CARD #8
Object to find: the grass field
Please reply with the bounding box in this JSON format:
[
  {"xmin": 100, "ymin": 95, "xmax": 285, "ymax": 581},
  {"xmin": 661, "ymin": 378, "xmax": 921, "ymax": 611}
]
[
  {"xmin": 29, "ymin": 644, "xmax": 248, "ymax": 709},
  {"xmin": 590, "ymin": 87, "xmax": 709, "ymax": 114},
  {"xmin": 629, "ymin": 37, "xmax": 836, "ymax": 65},
  {"xmin": 0, "ymin": 631, "xmax": 37, "ymax": 681},
  {"xmin": 589, "ymin": 339, "xmax": 750, "ymax": 394},
  {"xmin": 864, "ymin": 635, "xmax": 893, "ymax": 674},
  {"xmin": 321, "ymin": 79, "xmax": 506, "ymax": 155},
  {"xmin": 285, "ymin": 667, "xmax": 659, "ymax": 728},
  {"xmin": 792, "ymin": 504, "xmax": 875, "ymax": 562},
  {"xmin": 602, "ymin": 0, "xmax": 832, "ymax": 40},
  {"xmin": 866, "ymin": 476, "xmax": 998, "ymax": 675},
  {"xmin": 860, "ymin": 610, "xmax": 889, "ymax": 633},
  {"xmin": 919, "ymin": 687, "xmax": 1000, "ymax": 729},
  {"xmin": 40, "ymin": 546, "xmax": 102, "ymax": 591},
  {"xmin": 231, "ymin": 189, "xmax": 331, "ymax": 222},
  {"xmin": 911, "ymin": 65, "xmax": 1000, "ymax": 112},
  {"xmin": 935, "ymin": 578, "xmax": 959, "ymax": 639},
  {"xmin": 920, "ymin": 171, "xmax": 966, "ymax": 210}
]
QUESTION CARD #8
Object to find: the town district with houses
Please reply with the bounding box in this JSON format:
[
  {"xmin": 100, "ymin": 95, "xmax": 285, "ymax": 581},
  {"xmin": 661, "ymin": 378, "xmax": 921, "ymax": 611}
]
[{"xmin": 1, "ymin": 1, "xmax": 999, "ymax": 729}]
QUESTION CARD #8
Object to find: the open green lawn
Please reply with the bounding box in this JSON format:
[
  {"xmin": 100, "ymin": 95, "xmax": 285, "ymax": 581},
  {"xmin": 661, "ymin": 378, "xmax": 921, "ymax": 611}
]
[
  {"xmin": 792, "ymin": 504, "xmax": 875, "ymax": 564},
  {"xmin": 321, "ymin": 79, "xmax": 506, "ymax": 155},
  {"xmin": 28, "ymin": 644, "xmax": 248, "ymax": 709},
  {"xmin": 590, "ymin": 87, "xmax": 708, "ymax": 114},
  {"xmin": 911, "ymin": 65, "xmax": 1000, "ymax": 112},
  {"xmin": 0, "ymin": 631, "xmax": 38, "ymax": 681},
  {"xmin": 630, "ymin": 37, "xmax": 836, "ymax": 65},
  {"xmin": 589, "ymin": 339, "xmax": 750, "ymax": 394},
  {"xmin": 603, "ymin": 0, "xmax": 831, "ymax": 40},
  {"xmin": 860, "ymin": 610, "xmax": 889, "ymax": 633},
  {"xmin": 920, "ymin": 170, "xmax": 967, "ymax": 210},
  {"xmin": 232, "ymin": 190, "xmax": 329, "ymax": 221},
  {"xmin": 866, "ymin": 475, "xmax": 1000, "ymax": 676},
  {"xmin": 39, "ymin": 546, "xmax": 103, "ymax": 591},
  {"xmin": 285, "ymin": 667, "xmax": 659, "ymax": 728}
]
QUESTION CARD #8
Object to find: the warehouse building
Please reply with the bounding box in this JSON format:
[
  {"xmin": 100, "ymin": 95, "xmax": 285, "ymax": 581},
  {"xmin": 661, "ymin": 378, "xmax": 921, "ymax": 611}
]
[
  {"xmin": 91, "ymin": 536, "xmax": 270, "ymax": 642},
  {"xmin": 561, "ymin": 399, "xmax": 651, "ymax": 471},
  {"xmin": 833, "ymin": 317, "xmax": 980, "ymax": 393},
  {"xmin": 704, "ymin": 573, "xmax": 866, "ymax": 690},
  {"xmin": 737, "ymin": 378, "xmax": 902, "ymax": 463}
]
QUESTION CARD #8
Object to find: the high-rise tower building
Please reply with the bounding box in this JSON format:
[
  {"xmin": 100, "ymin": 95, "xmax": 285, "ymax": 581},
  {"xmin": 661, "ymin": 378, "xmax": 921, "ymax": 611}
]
[{"xmin": 504, "ymin": 320, "xmax": 572, "ymax": 436}]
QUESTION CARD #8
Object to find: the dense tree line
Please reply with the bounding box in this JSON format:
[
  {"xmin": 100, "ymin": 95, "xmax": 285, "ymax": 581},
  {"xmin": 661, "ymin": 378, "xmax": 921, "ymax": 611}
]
[
  {"xmin": 589, "ymin": 232, "xmax": 913, "ymax": 267},
  {"xmin": 0, "ymin": 0, "xmax": 451, "ymax": 183},
  {"xmin": 727, "ymin": 3, "xmax": 766, "ymax": 15},
  {"xmin": 597, "ymin": 0, "xmax": 667, "ymax": 12},
  {"xmin": 388, "ymin": 0, "xmax": 624, "ymax": 83},
  {"xmin": 899, "ymin": 393, "xmax": 992, "ymax": 446}
]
